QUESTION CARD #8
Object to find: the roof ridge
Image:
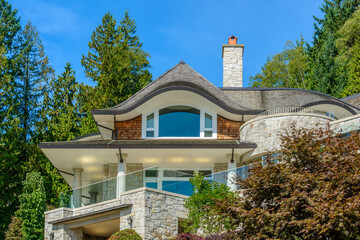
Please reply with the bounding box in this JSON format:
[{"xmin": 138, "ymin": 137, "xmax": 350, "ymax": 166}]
[
  {"xmin": 100, "ymin": 62, "xmax": 184, "ymax": 111},
  {"xmin": 182, "ymin": 63, "xmax": 262, "ymax": 111}
]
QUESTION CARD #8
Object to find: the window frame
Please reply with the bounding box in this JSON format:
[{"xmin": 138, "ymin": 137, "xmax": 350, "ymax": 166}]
[{"xmin": 142, "ymin": 104, "xmax": 217, "ymax": 139}]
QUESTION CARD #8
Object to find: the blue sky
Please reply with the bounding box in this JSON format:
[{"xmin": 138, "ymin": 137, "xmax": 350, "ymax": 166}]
[{"xmin": 11, "ymin": 0, "xmax": 323, "ymax": 87}]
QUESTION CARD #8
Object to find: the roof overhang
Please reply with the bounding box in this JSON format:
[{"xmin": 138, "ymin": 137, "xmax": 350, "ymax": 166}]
[{"xmin": 39, "ymin": 139, "xmax": 256, "ymax": 187}]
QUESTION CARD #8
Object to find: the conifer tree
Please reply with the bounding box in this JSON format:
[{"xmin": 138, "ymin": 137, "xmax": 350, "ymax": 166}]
[
  {"xmin": 308, "ymin": 0, "xmax": 360, "ymax": 97},
  {"xmin": 44, "ymin": 63, "xmax": 79, "ymax": 142},
  {"xmin": 336, "ymin": 9, "xmax": 360, "ymax": 97},
  {"xmin": 80, "ymin": 11, "xmax": 151, "ymax": 134},
  {"xmin": 0, "ymin": 1, "xmax": 24, "ymax": 238}
]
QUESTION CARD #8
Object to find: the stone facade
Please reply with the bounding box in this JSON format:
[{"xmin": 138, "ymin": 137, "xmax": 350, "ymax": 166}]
[
  {"xmin": 45, "ymin": 188, "xmax": 188, "ymax": 240},
  {"xmin": 115, "ymin": 116, "xmax": 142, "ymax": 139},
  {"xmin": 239, "ymin": 114, "xmax": 332, "ymax": 157},
  {"xmin": 330, "ymin": 115, "xmax": 360, "ymax": 134},
  {"xmin": 222, "ymin": 44, "xmax": 244, "ymax": 88},
  {"xmin": 217, "ymin": 115, "xmax": 243, "ymax": 139}
]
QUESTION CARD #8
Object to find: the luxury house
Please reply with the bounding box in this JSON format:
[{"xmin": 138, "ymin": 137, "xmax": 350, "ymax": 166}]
[{"xmin": 40, "ymin": 36, "xmax": 360, "ymax": 240}]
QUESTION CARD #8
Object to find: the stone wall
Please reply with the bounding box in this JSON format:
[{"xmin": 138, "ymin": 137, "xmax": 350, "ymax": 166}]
[
  {"xmin": 217, "ymin": 115, "xmax": 242, "ymax": 139},
  {"xmin": 222, "ymin": 44, "xmax": 244, "ymax": 87},
  {"xmin": 240, "ymin": 114, "xmax": 331, "ymax": 157},
  {"xmin": 44, "ymin": 188, "xmax": 188, "ymax": 240},
  {"xmin": 115, "ymin": 116, "xmax": 142, "ymax": 139},
  {"xmin": 330, "ymin": 114, "xmax": 360, "ymax": 134}
]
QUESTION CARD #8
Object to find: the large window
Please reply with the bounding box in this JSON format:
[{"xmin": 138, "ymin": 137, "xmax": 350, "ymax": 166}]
[
  {"xmin": 143, "ymin": 105, "xmax": 216, "ymax": 138},
  {"xmin": 159, "ymin": 106, "xmax": 200, "ymax": 137}
]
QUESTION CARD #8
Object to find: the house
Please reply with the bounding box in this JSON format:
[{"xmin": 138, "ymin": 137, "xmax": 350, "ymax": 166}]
[{"xmin": 40, "ymin": 36, "xmax": 360, "ymax": 240}]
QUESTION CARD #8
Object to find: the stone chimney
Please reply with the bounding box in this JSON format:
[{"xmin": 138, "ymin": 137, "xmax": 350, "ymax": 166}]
[{"xmin": 222, "ymin": 36, "xmax": 244, "ymax": 87}]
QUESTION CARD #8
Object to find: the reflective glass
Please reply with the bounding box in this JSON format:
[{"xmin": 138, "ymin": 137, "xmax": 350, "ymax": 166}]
[
  {"xmin": 147, "ymin": 113, "xmax": 154, "ymax": 128},
  {"xmin": 146, "ymin": 131, "xmax": 154, "ymax": 138},
  {"xmin": 204, "ymin": 131, "xmax": 212, "ymax": 137},
  {"xmin": 205, "ymin": 113, "xmax": 212, "ymax": 128},
  {"xmin": 159, "ymin": 106, "xmax": 200, "ymax": 137}
]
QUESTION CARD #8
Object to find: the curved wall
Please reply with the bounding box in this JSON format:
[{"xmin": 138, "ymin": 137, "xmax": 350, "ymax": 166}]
[{"xmin": 239, "ymin": 114, "xmax": 332, "ymax": 159}]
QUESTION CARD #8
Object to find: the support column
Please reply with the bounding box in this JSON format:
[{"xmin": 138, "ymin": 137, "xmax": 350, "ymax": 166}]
[
  {"xmin": 116, "ymin": 153, "xmax": 128, "ymax": 198},
  {"xmin": 226, "ymin": 153, "xmax": 238, "ymax": 192},
  {"xmin": 73, "ymin": 168, "xmax": 83, "ymax": 208}
]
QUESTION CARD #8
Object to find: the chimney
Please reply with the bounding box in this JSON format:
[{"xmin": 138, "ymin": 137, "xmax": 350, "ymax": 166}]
[{"xmin": 222, "ymin": 36, "xmax": 244, "ymax": 88}]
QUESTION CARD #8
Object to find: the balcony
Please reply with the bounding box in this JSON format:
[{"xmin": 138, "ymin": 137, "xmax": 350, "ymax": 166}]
[
  {"xmin": 59, "ymin": 166, "xmax": 250, "ymax": 209},
  {"xmin": 256, "ymin": 107, "xmax": 337, "ymax": 120}
]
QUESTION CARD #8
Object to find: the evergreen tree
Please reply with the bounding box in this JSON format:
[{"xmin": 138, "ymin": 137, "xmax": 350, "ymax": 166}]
[
  {"xmin": 0, "ymin": 1, "xmax": 24, "ymax": 238},
  {"xmin": 44, "ymin": 63, "xmax": 79, "ymax": 142},
  {"xmin": 80, "ymin": 11, "xmax": 151, "ymax": 134},
  {"xmin": 336, "ymin": 9, "xmax": 360, "ymax": 97},
  {"xmin": 16, "ymin": 172, "xmax": 46, "ymax": 240},
  {"xmin": 308, "ymin": 0, "xmax": 360, "ymax": 97}
]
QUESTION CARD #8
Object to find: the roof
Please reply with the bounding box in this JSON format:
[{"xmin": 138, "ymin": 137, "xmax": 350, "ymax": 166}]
[
  {"xmin": 92, "ymin": 62, "xmax": 262, "ymax": 116},
  {"xmin": 91, "ymin": 61, "xmax": 359, "ymax": 116},
  {"xmin": 221, "ymin": 87, "xmax": 360, "ymax": 114},
  {"xmin": 341, "ymin": 93, "xmax": 360, "ymax": 109},
  {"xmin": 39, "ymin": 139, "xmax": 257, "ymax": 149}
]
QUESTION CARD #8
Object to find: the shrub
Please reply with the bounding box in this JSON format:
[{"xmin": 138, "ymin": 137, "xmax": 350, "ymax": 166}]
[
  {"xmin": 107, "ymin": 229, "xmax": 142, "ymax": 240},
  {"xmin": 205, "ymin": 232, "xmax": 238, "ymax": 240},
  {"xmin": 172, "ymin": 233, "xmax": 204, "ymax": 240}
]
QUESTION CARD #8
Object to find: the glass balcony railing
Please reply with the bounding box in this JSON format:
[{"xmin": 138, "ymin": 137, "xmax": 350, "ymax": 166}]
[{"xmin": 59, "ymin": 165, "xmax": 251, "ymax": 209}]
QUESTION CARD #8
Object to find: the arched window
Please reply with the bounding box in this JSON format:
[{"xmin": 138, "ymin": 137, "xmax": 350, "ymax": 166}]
[
  {"xmin": 143, "ymin": 105, "xmax": 216, "ymax": 138},
  {"xmin": 159, "ymin": 106, "xmax": 200, "ymax": 137}
]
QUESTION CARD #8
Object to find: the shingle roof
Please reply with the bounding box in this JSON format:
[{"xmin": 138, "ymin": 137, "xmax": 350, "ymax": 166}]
[
  {"xmin": 92, "ymin": 62, "xmax": 262, "ymax": 115},
  {"xmin": 341, "ymin": 93, "xmax": 360, "ymax": 109},
  {"xmin": 221, "ymin": 87, "xmax": 360, "ymax": 114}
]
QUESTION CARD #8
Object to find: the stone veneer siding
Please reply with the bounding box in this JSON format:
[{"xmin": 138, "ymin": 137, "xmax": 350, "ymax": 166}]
[
  {"xmin": 240, "ymin": 114, "xmax": 332, "ymax": 157},
  {"xmin": 222, "ymin": 44, "xmax": 244, "ymax": 87},
  {"xmin": 45, "ymin": 188, "xmax": 188, "ymax": 240},
  {"xmin": 217, "ymin": 115, "xmax": 243, "ymax": 139},
  {"xmin": 115, "ymin": 115, "xmax": 142, "ymax": 139},
  {"xmin": 330, "ymin": 114, "xmax": 360, "ymax": 134}
]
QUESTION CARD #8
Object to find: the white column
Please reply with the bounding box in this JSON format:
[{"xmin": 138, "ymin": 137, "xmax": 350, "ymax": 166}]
[
  {"xmin": 73, "ymin": 168, "xmax": 83, "ymax": 208},
  {"xmin": 227, "ymin": 159, "xmax": 237, "ymax": 192},
  {"xmin": 116, "ymin": 153, "xmax": 128, "ymax": 198}
]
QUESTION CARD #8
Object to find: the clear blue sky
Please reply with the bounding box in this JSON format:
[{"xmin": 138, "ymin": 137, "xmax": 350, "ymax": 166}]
[{"xmin": 11, "ymin": 0, "xmax": 323, "ymax": 87}]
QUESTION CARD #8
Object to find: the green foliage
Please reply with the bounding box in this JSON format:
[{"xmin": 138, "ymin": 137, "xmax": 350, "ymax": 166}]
[
  {"xmin": 183, "ymin": 172, "xmax": 235, "ymax": 235},
  {"xmin": 337, "ymin": 9, "xmax": 360, "ymax": 97},
  {"xmin": 4, "ymin": 217, "xmax": 23, "ymax": 240},
  {"xmin": 0, "ymin": 1, "xmax": 24, "ymax": 238},
  {"xmin": 16, "ymin": 172, "xmax": 46, "ymax": 240},
  {"xmin": 43, "ymin": 63, "xmax": 80, "ymax": 142},
  {"xmin": 250, "ymin": 37, "xmax": 309, "ymax": 89},
  {"xmin": 81, "ymin": 10, "xmax": 151, "ymax": 109},
  {"xmin": 204, "ymin": 127, "xmax": 360, "ymax": 239},
  {"xmin": 107, "ymin": 229, "xmax": 142, "ymax": 240},
  {"xmin": 251, "ymin": 0, "xmax": 360, "ymax": 98}
]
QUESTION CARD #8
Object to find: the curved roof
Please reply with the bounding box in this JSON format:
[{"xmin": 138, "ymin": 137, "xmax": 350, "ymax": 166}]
[
  {"xmin": 92, "ymin": 62, "xmax": 360, "ymax": 116},
  {"xmin": 221, "ymin": 87, "xmax": 360, "ymax": 114},
  {"xmin": 341, "ymin": 93, "xmax": 360, "ymax": 109},
  {"xmin": 92, "ymin": 62, "xmax": 262, "ymax": 116}
]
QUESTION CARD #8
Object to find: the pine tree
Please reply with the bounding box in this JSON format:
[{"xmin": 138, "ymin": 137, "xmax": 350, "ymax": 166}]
[
  {"xmin": 44, "ymin": 63, "xmax": 79, "ymax": 142},
  {"xmin": 0, "ymin": 1, "xmax": 24, "ymax": 238},
  {"xmin": 337, "ymin": 9, "xmax": 360, "ymax": 97},
  {"xmin": 309, "ymin": 0, "xmax": 360, "ymax": 97},
  {"xmin": 80, "ymin": 11, "xmax": 151, "ymax": 134}
]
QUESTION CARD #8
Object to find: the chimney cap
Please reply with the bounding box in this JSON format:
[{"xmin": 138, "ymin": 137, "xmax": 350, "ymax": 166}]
[{"xmin": 228, "ymin": 36, "xmax": 238, "ymax": 45}]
